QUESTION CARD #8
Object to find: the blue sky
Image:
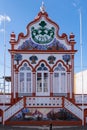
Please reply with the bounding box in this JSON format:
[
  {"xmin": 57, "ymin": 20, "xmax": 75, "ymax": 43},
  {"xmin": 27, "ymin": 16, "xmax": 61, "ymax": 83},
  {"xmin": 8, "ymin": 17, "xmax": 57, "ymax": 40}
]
[{"xmin": 0, "ymin": 0, "xmax": 87, "ymax": 78}]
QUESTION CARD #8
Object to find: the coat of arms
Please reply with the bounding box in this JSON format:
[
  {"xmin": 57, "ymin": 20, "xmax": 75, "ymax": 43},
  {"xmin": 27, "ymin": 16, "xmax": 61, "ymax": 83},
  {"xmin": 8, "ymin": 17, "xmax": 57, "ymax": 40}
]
[{"xmin": 31, "ymin": 21, "xmax": 55, "ymax": 44}]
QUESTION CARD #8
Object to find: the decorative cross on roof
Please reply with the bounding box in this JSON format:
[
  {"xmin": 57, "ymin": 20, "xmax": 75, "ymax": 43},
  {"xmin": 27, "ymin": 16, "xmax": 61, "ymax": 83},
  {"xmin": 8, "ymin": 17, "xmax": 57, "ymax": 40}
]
[{"xmin": 40, "ymin": 1, "xmax": 45, "ymax": 13}]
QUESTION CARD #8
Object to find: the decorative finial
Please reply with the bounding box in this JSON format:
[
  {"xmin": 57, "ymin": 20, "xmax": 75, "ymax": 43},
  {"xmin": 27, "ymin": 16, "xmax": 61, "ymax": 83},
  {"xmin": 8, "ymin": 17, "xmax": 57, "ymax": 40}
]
[{"xmin": 40, "ymin": 1, "xmax": 45, "ymax": 13}]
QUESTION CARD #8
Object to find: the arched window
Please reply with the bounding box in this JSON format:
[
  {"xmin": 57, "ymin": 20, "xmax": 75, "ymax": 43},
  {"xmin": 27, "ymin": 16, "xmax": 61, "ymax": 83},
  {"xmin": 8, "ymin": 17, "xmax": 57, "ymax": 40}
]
[
  {"xmin": 36, "ymin": 63, "xmax": 49, "ymax": 96},
  {"xmin": 18, "ymin": 63, "xmax": 32, "ymax": 95},
  {"xmin": 53, "ymin": 63, "xmax": 67, "ymax": 95}
]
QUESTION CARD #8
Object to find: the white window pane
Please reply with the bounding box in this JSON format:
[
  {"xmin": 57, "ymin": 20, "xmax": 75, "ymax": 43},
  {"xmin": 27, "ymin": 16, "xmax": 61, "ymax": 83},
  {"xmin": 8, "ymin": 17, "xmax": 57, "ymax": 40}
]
[
  {"xmin": 37, "ymin": 73, "xmax": 42, "ymax": 92},
  {"xmin": 20, "ymin": 72, "xmax": 24, "ymax": 92},
  {"xmin": 19, "ymin": 63, "xmax": 32, "ymax": 94},
  {"xmin": 53, "ymin": 73, "xmax": 59, "ymax": 93},
  {"xmin": 26, "ymin": 73, "xmax": 31, "ymax": 92},
  {"xmin": 43, "ymin": 73, "xmax": 48, "ymax": 92},
  {"xmin": 61, "ymin": 73, "xmax": 66, "ymax": 92}
]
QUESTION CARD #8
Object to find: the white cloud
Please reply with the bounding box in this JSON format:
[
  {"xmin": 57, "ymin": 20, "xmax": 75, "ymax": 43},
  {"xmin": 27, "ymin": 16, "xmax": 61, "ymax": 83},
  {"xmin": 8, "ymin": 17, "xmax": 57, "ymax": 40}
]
[
  {"xmin": 0, "ymin": 15, "xmax": 11, "ymax": 25},
  {"xmin": 5, "ymin": 16, "xmax": 11, "ymax": 22},
  {"xmin": 0, "ymin": 28, "xmax": 5, "ymax": 32}
]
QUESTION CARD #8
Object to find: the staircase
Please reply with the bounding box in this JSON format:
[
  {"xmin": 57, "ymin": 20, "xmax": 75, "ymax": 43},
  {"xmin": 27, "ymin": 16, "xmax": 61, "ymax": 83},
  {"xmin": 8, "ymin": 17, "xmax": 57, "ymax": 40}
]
[
  {"xmin": 3, "ymin": 98, "xmax": 24, "ymax": 123},
  {"xmin": 3, "ymin": 97, "xmax": 84, "ymax": 125},
  {"xmin": 64, "ymin": 98, "xmax": 83, "ymax": 120}
]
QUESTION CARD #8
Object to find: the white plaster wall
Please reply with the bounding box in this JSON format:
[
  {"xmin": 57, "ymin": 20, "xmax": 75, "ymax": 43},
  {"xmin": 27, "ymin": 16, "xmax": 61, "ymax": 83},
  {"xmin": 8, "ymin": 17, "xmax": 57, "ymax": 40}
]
[{"xmin": 74, "ymin": 70, "xmax": 87, "ymax": 94}]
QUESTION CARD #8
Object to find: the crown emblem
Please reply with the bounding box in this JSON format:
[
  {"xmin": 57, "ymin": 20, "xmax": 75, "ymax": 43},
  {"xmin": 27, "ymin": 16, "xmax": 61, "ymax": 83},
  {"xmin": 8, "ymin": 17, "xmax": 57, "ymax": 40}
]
[{"xmin": 31, "ymin": 21, "xmax": 55, "ymax": 44}]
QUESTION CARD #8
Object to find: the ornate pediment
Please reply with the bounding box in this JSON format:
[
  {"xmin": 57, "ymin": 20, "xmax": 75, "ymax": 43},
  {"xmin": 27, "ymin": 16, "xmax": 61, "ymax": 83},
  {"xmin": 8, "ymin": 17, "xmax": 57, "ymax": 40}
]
[{"xmin": 11, "ymin": 3, "xmax": 76, "ymax": 51}]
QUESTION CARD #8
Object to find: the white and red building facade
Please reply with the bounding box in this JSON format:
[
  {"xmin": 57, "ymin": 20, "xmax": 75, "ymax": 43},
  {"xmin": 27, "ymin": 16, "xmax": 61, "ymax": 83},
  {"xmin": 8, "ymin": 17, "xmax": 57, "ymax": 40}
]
[
  {"xmin": 1, "ymin": 4, "xmax": 87, "ymax": 126},
  {"xmin": 10, "ymin": 10, "xmax": 76, "ymax": 101}
]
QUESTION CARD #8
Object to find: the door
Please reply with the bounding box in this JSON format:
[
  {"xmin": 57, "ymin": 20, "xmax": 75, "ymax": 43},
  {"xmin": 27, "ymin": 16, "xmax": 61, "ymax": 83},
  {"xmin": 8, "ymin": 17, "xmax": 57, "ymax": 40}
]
[{"xmin": 36, "ymin": 63, "xmax": 49, "ymax": 96}]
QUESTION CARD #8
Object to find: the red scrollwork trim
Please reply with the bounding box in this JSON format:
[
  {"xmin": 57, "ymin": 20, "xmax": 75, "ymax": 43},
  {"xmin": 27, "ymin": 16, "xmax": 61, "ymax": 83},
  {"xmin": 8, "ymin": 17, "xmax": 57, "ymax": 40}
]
[
  {"xmin": 16, "ymin": 60, "xmax": 34, "ymax": 72},
  {"xmin": 34, "ymin": 60, "xmax": 51, "ymax": 72},
  {"xmin": 52, "ymin": 60, "xmax": 70, "ymax": 72}
]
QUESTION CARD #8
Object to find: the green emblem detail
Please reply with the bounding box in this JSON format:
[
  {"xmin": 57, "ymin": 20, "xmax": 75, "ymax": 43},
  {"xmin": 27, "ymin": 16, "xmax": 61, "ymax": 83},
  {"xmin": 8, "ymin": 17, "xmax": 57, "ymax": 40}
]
[{"xmin": 31, "ymin": 21, "xmax": 55, "ymax": 44}]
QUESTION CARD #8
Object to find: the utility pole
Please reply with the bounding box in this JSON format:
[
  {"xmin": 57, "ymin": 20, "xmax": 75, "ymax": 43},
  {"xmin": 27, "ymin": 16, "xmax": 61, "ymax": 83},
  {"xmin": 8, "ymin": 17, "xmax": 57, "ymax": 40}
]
[
  {"xmin": 3, "ymin": 14, "xmax": 6, "ymax": 125},
  {"xmin": 73, "ymin": 1, "xmax": 84, "ymax": 125},
  {"xmin": 3, "ymin": 14, "xmax": 6, "ymax": 98},
  {"xmin": 79, "ymin": 8, "xmax": 84, "ymax": 126}
]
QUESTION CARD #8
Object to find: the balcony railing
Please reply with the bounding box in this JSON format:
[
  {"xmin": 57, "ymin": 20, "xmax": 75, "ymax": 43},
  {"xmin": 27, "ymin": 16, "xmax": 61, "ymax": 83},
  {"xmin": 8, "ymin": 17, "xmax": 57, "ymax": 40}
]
[
  {"xmin": 26, "ymin": 97, "xmax": 62, "ymax": 108},
  {"xmin": 75, "ymin": 94, "xmax": 87, "ymax": 104},
  {"xmin": 0, "ymin": 94, "xmax": 11, "ymax": 104}
]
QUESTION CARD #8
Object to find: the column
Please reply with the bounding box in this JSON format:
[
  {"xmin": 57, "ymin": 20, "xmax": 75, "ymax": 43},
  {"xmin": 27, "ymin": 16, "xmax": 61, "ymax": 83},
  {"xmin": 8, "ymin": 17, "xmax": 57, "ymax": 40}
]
[
  {"xmin": 71, "ymin": 55, "xmax": 74, "ymax": 99},
  {"xmin": 11, "ymin": 54, "xmax": 14, "ymax": 104},
  {"xmin": 67, "ymin": 72, "xmax": 70, "ymax": 98},
  {"xmin": 50, "ymin": 72, "xmax": 53, "ymax": 96},
  {"xmin": 32, "ymin": 72, "xmax": 36, "ymax": 96}
]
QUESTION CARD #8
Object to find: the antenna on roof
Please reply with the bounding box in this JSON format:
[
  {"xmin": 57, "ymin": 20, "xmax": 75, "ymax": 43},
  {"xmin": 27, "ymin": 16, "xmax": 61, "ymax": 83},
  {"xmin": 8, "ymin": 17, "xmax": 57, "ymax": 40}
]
[{"xmin": 40, "ymin": 1, "xmax": 45, "ymax": 13}]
